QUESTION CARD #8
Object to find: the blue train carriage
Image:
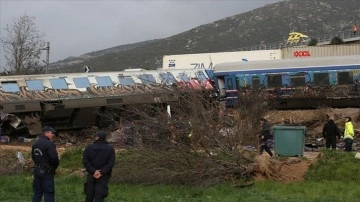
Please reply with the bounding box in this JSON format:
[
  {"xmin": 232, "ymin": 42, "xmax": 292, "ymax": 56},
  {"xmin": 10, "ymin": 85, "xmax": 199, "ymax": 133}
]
[
  {"xmin": 0, "ymin": 68, "xmax": 213, "ymax": 136},
  {"xmin": 213, "ymin": 55, "xmax": 360, "ymax": 107}
]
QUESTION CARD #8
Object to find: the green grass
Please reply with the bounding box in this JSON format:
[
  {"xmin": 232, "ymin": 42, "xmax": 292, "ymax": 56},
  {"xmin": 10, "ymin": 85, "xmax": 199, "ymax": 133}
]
[
  {"xmin": 2, "ymin": 149, "xmax": 360, "ymax": 201},
  {"xmin": 2, "ymin": 175, "xmax": 360, "ymax": 202},
  {"xmin": 305, "ymin": 149, "xmax": 360, "ymax": 181},
  {"xmin": 59, "ymin": 146, "xmax": 84, "ymax": 169}
]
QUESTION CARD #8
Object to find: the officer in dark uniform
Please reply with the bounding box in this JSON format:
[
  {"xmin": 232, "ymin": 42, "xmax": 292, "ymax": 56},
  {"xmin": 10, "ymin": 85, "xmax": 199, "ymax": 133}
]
[
  {"xmin": 83, "ymin": 131, "xmax": 115, "ymax": 202},
  {"xmin": 31, "ymin": 126, "xmax": 59, "ymax": 202}
]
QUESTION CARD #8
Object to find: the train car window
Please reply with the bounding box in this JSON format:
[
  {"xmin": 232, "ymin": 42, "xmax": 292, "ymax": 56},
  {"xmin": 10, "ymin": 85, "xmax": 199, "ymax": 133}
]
[
  {"xmin": 179, "ymin": 73, "xmax": 190, "ymax": 82},
  {"xmin": 252, "ymin": 76, "xmax": 260, "ymax": 88},
  {"xmin": 26, "ymin": 80, "xmax": 44, "ymax": 91},
  {"xmin": 267, "ymin": 74, "xmax": 282, "ymax": 88},
  {"xmin": 159, "ymin": 73, "xmax": 176, "ymax": 85},
  {"xmin": 196, "ymin": 72, "xmax": 207, "ymax": 81},
  {"xmin": 337, "ymin": 72, "xmax": 353, "ymax": 85},
  {"xmin": 73, "ymin": 77, "xmax": 90, "ymax": 88},
  {"xmin": 1, "ymin": 82, "xmax": 20, "ymax": 92},
  {"xmin": 118, "ymin": 76, "xmax": 135, "ymax": 86},
  {"xmin": 314, "ymin": 73, "xmax": 329, "ymax": 86},
  {"xmin": 290, "ymin": 75, "xmax": 306, "ymax": 87},
  {"xmin": 95, "ymin": 76, "xmax": 113, "ymax": 87},
  {"xmin": 50, "ymin": 78, "xmax": 69, "ymax": 89},
  {"xmin": 139, "ymin": 74, "xmax": 156, "ymax": 84}
]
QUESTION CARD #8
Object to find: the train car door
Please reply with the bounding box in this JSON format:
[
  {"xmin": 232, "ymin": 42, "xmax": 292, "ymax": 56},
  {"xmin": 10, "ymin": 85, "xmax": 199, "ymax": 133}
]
[
  {"xmin": 216, "ymin": 75, "xmax": 235, "ymax": 98},
  {"xmin": 216, "ymin": 76, "xmax": 226, "ymax": 97},
  {"xmin": 225, "ymin": 75, "xmax": 235, "ymax": 91},
  {"xmin": 225, "ymin": 76, "xmax": 237, "ymax": 101},
  {"xmin": 215, "ymin": 76, "xmax": 225, "ymax": 97}
]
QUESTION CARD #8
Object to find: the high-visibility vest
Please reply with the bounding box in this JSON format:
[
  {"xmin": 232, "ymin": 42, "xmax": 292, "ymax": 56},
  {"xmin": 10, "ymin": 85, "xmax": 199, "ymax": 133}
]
[{"xmin": 344, "ymin": 121, "xmax": 354, "ymax": 139}]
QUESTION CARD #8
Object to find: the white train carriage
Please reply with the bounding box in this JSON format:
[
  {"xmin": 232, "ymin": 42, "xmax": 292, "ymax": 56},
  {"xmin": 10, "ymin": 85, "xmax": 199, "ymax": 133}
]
[{"xmin": 0, "ymin": 68, "xmax": 213, "ymax": 135}]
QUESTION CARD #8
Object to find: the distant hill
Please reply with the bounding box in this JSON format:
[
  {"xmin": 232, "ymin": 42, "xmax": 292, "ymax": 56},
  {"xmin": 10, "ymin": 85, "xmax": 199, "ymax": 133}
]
[
  {"xmin": 49, "ymin": 39, "xmax": 159, "ymax": 71},
  {"xmin": 52, "ymin": 0, "xmax": 360, "ymax": 73}
]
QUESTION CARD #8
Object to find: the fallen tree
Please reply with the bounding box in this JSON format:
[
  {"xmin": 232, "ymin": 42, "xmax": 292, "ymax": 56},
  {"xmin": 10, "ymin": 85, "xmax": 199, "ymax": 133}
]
[{"xmin": 108, "ymin": 89, "xmax": 269, "ymax": 186}]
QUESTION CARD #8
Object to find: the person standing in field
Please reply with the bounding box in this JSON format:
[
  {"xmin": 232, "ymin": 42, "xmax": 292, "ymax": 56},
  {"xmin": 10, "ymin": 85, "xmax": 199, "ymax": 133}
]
[
  {"xmin": 259, "ymin": 118, "xmax": 273, "ymax": 157},
  {"xmin": 31, "ymin": 126, "xmax": 59, "ymax": 202},
  {"xmin": 322, "ymin": 116, "xmax": 340, "ymax": 149},
  {"xmin": 83, "ymin": 131, "xmax": 115, "ymax": 202},
  {"xmin": 343, "ymin": 117, "xmax": 355, "ymax": 152}
]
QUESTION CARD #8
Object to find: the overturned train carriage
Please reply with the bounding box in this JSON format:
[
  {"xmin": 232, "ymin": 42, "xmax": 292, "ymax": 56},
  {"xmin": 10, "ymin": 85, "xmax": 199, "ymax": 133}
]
[
  {"xmin": 0, "ymin": 69, "xmax": 214, "ymax": 135},
  {"xmin": 213, "ymin": 55, "xmax": 360, "ymax": 108}
]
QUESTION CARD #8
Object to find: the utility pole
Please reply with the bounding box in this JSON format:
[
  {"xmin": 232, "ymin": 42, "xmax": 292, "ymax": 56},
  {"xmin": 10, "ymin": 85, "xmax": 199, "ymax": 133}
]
[{"xmin": 41, "ymin": 42, "xmax": 50, "ymax": 74}]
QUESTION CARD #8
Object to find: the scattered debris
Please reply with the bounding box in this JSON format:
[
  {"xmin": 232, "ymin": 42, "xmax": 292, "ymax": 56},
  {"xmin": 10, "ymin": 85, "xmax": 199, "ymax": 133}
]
[
  {"xmin": 16, "ymin": 151, "xmax": 25, "ymax": 164},
  {"xmin": 0, "ymin": 136, "xmax": 10, "ymax": 143}
]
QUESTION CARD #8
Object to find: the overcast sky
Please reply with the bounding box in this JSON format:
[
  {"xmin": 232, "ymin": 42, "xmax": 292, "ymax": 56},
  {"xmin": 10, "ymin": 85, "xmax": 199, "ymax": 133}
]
[{"xmin": 0, "ymin": 0, "xmax": 282, "ymax": 70}]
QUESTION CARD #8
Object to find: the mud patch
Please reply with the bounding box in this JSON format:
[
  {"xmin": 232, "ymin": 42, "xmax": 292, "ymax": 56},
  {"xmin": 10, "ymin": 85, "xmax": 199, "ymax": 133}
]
[{"xmin": 254, "ymin": 152, "xmax": 320, "ymax": 183}]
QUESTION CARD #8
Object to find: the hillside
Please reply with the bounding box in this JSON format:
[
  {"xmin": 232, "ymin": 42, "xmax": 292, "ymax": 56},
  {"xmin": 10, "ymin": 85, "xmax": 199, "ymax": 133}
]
[
  {"xmin": 53, "ymin": 0, "xmax": 360, "ymax": 73},
  {"xmin": 49, "ymin": 39, "xmax": 159, "ymax": 71}
]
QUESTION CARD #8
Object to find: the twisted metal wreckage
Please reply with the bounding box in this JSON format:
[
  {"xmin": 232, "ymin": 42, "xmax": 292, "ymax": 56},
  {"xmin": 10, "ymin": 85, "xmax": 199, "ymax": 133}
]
[{"xmin": 0, "ymin": 68, "xmax": 214, "ymax": 137}]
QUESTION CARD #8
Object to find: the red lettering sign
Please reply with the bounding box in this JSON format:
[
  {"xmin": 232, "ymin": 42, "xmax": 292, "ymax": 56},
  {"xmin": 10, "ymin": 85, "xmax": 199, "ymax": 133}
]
[{"xmin": 294, "ymin": 51, "xmax": 311, "ymax": 57}]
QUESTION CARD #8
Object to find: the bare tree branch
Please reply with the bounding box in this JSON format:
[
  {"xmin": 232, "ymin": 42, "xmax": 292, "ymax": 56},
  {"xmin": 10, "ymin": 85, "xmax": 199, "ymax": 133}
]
[
  {"xmin": 1, "ymin": 15, "xmax": 45, "ymax": 74},
  {"xmin": 108, "ymin": 89, "xmax": 269, "ymax": 186}
]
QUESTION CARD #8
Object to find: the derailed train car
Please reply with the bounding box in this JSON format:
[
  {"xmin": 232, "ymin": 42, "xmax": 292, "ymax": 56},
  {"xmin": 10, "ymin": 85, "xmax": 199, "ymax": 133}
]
[
  {"xmin": 0, "ymin": 68, "xmax": 213, "ymax": 136},
  {"xmin": 213, "ymin": 55, "xmax": 360, "ymax": 108}
]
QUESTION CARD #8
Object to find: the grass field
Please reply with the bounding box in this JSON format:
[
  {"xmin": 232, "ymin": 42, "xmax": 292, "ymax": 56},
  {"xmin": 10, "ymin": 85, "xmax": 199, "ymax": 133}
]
[{"xmin": 1, "ymin": 175, "xmax": 360, "ymax": 202}]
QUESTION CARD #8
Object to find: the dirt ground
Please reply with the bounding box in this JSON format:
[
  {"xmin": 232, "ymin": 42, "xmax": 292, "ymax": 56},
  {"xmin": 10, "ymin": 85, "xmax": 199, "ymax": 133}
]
[
  {"xmin": 253, "ymin": 152, "xmax": 320, "ymax": 183},
  {"xmin": 0, "ymin": 144, "xmax": 32, "ymax": 152},
  {"xmin": 1, "ymin": 108, "xmax": 359, "ymax": 183}
]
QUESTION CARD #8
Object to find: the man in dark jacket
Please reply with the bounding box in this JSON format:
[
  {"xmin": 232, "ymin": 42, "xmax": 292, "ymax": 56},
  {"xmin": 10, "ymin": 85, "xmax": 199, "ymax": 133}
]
[
  {"xmin": 259, "ymin": 118, "xmax": 273, "ymax": 157},
  {"xmin": 83, "ymin": 131, "xmax": 115, "ymax": 202},
  {"xmin": 32, "ymin": 126, "xmax": 59, "ymax": 202},
  {"xmin": 322, "ymin": 116, "xmax": 341, "ymax": 149}
]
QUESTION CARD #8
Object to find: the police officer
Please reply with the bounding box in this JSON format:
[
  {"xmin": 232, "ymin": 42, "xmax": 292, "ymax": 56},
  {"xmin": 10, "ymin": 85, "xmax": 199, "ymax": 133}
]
[
  {"xmin": 31, "ymin": 126, "xmax": 59, "ymax": 202},
  {"xmin": 83, "ymin": 131, "xmax": 115, "ymax": 202}
]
